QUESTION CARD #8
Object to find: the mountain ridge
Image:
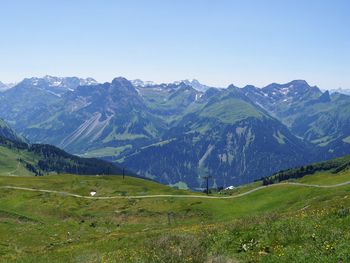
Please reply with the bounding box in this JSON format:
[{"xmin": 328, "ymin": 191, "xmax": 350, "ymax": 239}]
[
  {"xmin": 0, "ymin": 119, "xmax": 128, "ymax": 177},
  {"xmin": 0, "ymin": 76, "xmax": 349, "ymax": 188}
]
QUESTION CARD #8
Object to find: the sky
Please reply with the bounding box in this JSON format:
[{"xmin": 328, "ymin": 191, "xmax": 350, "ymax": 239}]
[{"xmin": 0, "ymin": 0, "xmax": 349, "ymax": 89}]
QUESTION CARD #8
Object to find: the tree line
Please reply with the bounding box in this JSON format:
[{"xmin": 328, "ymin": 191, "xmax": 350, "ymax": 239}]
[
  {"xmin": 262, "ymin": 157, "xmax": 350, "ymax": 185},
  {"xmin": 0, "ymin": 135, "xmax": 128, "ymax": 176}
]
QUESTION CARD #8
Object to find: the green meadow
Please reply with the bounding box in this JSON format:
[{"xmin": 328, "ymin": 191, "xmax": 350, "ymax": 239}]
[{"xmin": 0, "ymin": 167, "xmax": 350, "ymax": 262}]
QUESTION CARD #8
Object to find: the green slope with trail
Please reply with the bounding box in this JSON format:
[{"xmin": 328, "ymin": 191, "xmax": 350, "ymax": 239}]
[{"xmin": 0, "ymin": 155, "xmax": 350, "ymax": 262}]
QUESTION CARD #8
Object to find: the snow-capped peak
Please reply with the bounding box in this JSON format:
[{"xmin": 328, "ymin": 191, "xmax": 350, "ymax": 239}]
[
  {"xmin": 79, "ymin": 77, "xmax": 99, "ymax": 86},
  {"xmin": 175, "ymin": 79, "xmax": 213, "ymax": 92},
  {"xmin": 0, "ymin": 81, "xmax": 10, "ymax": 91},
  {"xmin": 130, "ymin": 79, "xmax": 157, "ymax": 87},
  {"xmin": 16, "ymin": 76, "xmax": 99, "ymax": 96},
  {"xmin": 130, "ymin": 78, "xmax": 219, "ymax": 92},
  {"xmin": 23, "ymin": 76, "xmax": 98, "ymax": 88}
]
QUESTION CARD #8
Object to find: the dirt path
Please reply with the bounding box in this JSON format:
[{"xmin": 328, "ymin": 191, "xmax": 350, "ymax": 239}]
[{"xmin": 1, "ymin": 180, "xmax": 350, "ymax": 200}]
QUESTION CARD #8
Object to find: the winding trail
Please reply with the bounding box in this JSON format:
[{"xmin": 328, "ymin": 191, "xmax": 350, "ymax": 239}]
[{"xmin": 1, "ymin": 180, "xmax": 350, "ymax": 200}]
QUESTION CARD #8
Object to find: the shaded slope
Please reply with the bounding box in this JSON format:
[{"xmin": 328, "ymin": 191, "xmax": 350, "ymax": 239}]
[
  {"xmin": 0, "ymin": 118, "xmax": 25, "ymax": 142},
  {"xmin": 18, "ymin": 78, "xmax": 167, "ymax": 156},
  {"xmin": 123, "ymin": 87, "xmax": 311, "ymax": 188},
  {"xmin": 0, "ymin": 135, "xmax": 127, "ymax": 177}
]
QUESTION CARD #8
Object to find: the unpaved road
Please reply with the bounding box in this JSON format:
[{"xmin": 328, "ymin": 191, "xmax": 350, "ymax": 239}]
[{"xmin": 1, "ymin": 180, "xmax": 350, "ymax": 200}]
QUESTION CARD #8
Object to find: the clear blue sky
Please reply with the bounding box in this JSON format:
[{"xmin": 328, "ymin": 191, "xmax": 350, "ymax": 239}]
[{"xmin": 1, "ymin": 0, "xmax": 349, "ymax": 89}]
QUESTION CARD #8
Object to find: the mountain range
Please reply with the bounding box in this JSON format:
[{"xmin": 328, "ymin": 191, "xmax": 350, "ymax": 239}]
[
  {"xmin": 329, "ymin": 88, "xmax": 350, "ymax": 96},
  {"xmin": 0, "ymin": 118, "xmax": 127, "ymax": 176},
  {"xmin": 0, "ymin": 76, "xmax": 349, "ymax": 189},
  {"xmin": 0, "ymin": 81, "xmax": 16, "ymax": 92}
]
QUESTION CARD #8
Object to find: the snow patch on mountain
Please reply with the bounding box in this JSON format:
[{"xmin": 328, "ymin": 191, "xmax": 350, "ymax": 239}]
[
  {"xmin": 130, "ymin": 79, "xmax": 157, "ymax": 87},
  {"xmin": 174, "ymin": 79, "xmax": 215, "ymax": 92},
  {"xmin": 0, "ymin": 81, "xmax": 10, "ymax": 92},
  {"xmin": 130, "ymin": 78, "xmax": 221, "ymax": 92}
]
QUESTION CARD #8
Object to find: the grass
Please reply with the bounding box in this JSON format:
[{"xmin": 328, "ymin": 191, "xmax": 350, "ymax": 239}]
[
  {"xmin": 297, "ymin": 169, "xmax": 350, "ymax": 185},
  {"xmin": 0, "ymin": 146, "xmax": 36, "ymax": 176},
  {"xmin": 80, "ymin": 145, "xmax": 132, "ymax": 158},
  {"xmin": 0, "ymin": 175, "xmax": 194, "ymax": 197},
  {"xmin": 198, "ymin": 98, "xmax": 264, "ymax": 124},
  {"xmin": 0, "ymin": 168, "xmax": 350, "ymax": 262}
]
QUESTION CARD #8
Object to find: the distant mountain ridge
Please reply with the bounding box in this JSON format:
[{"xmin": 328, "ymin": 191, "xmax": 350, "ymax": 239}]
[
  {"xmin": 242, "ymin": 80, "xmax": 350, "ymax": 158},
  {"xmin": 19, "ymin": 75, "xmax": 99, "ymax": 96},
  {"xmin": 0, "ymin": 81, "xmax": 8, "ymax": 91},
  {"xmin": 0, "ymin": 81, "xmax": 14, "ymax": 92},
  {"xmin": 130, "ymin": 79, "xmax": 157, "ymax": 87},
  {"xmin": 0, "ymin": 118, "xmax": 25, "ymax": 143},
  {"xmin": 131, "ymin": 78, "xmax": 217, "ymax": 92},
  {"xmin": 0, "ymin": 119, "xmax": 127, "ymax": 176},
  {"xmin": 0, "ymin": 76, "xmax": 349, "ymax": 188},
  {"xmin": 173, "ymin": 79, "xmax": 217, "ymax": 92},
  {"xmin": 329, "ymin": 88, "xmax": 350, "ymax": 96}
]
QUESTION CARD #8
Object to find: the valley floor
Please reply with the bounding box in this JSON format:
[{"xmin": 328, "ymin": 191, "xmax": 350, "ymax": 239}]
[{"xmin": 0, "ymin": 172, "xmax": 350, "ymax": 262}]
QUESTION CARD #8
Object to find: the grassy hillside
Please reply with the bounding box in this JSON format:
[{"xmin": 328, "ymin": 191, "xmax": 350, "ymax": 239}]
[
  {"xmin": 198, "ymin": 97, "xmax": 264, "ymax": 124},
  {"xmin": 0, "ymin": 162, "xmax": 350, "ymax": 262},
  {"xmin": 262, "ymin": 154, "xmax": 350, "ymax": 185},
  {"xmin": 0, "ymin": 135, "xmax": 126, "ymax": 177},
  {"xmin": 0, "ymin": 175, "xmax": 192, "ymax": 197},
  {"xmin": 0, "ymin": 145, "xmax": 35, "ymax": 176}
]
